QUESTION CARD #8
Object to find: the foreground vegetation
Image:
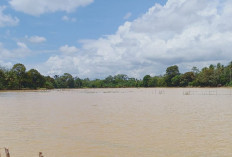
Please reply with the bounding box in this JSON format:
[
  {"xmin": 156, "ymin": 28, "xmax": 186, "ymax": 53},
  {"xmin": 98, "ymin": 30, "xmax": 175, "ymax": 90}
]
[{"xmin": 0, "ymin": 62, "xmax": 232, "ymax": 90}]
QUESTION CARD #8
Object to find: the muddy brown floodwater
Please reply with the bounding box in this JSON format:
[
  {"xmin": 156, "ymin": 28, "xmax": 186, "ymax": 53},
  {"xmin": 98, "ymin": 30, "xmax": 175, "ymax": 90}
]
[{"xmin": 0, "ymin": 88, "xmax": 232, "ymax": 157}]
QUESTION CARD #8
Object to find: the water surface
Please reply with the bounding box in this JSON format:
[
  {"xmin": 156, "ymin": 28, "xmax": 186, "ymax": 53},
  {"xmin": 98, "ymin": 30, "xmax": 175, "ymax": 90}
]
[{"xmin": 0, "ymin": 88, "xmax": 232, "ymax": 157}]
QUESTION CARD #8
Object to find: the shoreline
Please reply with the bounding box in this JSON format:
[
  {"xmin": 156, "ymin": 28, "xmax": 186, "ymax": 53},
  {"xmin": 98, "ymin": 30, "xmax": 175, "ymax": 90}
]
[{"xmin": 0, "ymin": 87, "xmax": 231, "ymax": 93}]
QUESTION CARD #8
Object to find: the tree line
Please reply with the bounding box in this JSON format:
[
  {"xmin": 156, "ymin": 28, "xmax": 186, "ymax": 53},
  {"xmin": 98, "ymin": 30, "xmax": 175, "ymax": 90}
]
[{"xmin": 0, "ymin": 62, "xmax": 232, "ymax": 90}]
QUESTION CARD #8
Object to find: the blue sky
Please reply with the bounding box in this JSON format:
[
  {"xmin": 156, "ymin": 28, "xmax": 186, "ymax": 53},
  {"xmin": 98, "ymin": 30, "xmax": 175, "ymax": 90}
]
[{"xmin": 1, "ymin": 0, "xmax": 232, "ymax": 78}]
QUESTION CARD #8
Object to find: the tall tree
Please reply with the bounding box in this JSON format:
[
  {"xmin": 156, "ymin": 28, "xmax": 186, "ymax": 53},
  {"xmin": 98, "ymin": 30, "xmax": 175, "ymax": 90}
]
[
  {"xmin": 143, "ymin": 75, "xmax": 151, "ymax": 87},
  {"xmin": 0, "ymin": 69, "xmax": 6, "ymax": 89},
  {"xmin": 180, "ymin": 72, "xmax": 195, "ymax": 87},
  {"xmin": 55, "ymin": 73, "xmax": 74, "ymax": 88},
  {"xmin": 74, "ymin": 77, "xmax": 82, "ymax": 88},
  {"xmin": 5, "ymin": 70, "xmax": 19, "ymax": 89},
  {"xmin": 44, "ymin": 76, "xmax": 55, "ymax": 89},
  {"xmin": 165, "ymin": 65, "xmax": 180, "ymax": 86},
  {"xmin": 26, "ymin": 69, "xmax": 46, "ymax": 89},
  {"xmin": 11, "ymin": 63, "xmax": 26, "ymax": 89},
  {"xmin": 197, "ymin": 66, "xmax": 217, "ymax": 87}
]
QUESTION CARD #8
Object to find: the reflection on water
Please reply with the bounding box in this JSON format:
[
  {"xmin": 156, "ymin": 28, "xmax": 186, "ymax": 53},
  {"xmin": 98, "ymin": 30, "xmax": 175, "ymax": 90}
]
[{"xmin": 0, "ymin": 88, "xmax": 232, "ymax": 157}]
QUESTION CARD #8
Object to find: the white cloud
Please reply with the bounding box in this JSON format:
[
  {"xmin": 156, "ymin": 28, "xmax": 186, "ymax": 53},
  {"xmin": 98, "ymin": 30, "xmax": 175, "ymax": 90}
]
[
  {"xmin": 27, "ymin": 36, "xmax": 47, "ymax": 43},
  {"xmin": 62, "ymin": 16, "xmax": 69, "ymax": 21},
  {"xmin": 17, "ymin": 42, "xmax": 27, "ymax": 49},
  {"xmin": 0, "ymin": 6, "xmax": 19, "ymax": 27},
  {"xmin": 40, "ymin": 0, "xmax": 232, "ymax": 78},
  {"xmin": 40, "ymin": 55, "xmax": 80, "ymax": 76},
  {"xmin": 0, "ymin": 42, "xmax": 31, "ymax": 59},
  {"xmin": 9, "ymin": 0, "xmax": 94, "ymax": 16},
  {"xmin": 62, "ymin": 16, "xmax": 76, "ymax": 22},
  {"xmin": 59, "ymin": 45, "xmax": 79, "ymax": 55},
  {"xmin": 123, "ymin": 12, "xmax": 132, "ymax": 20}
]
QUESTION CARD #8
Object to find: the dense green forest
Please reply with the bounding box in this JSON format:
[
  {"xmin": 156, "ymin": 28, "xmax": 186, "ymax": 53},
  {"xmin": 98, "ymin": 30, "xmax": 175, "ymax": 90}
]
[{"xmin": 0, "ymin": 62, "xmax": 232, "ymax": 90}]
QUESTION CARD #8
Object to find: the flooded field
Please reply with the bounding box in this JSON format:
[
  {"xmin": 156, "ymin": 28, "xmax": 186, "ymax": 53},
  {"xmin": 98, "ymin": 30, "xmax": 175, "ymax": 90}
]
[{"xmin": 0, "ymin": 88, "xmax": 232, "ymax": 157}]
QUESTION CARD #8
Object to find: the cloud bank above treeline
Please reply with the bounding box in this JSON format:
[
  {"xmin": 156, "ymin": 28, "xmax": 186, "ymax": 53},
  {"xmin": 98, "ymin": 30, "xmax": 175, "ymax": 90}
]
[
  {"xmin": 1, "ymin": 0, "xmax": 232, "ymax": 79},
  {"xmin": 39, "ymin": 0, "xmax": 232, "ymax": 78}
]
